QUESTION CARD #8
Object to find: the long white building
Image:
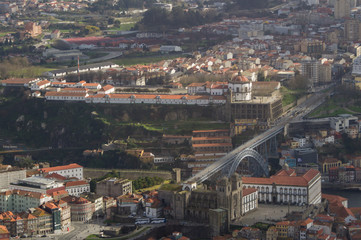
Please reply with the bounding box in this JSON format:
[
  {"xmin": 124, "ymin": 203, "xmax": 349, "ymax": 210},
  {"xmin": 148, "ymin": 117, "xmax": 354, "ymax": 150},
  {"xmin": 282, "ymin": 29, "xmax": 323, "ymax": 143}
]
[
  {"xmin": 39, "ymin": 163, "xmax": 84, "ymax": 180},
  {"xmin": 243, "ymin": 168, "xmax": 321, "ymax": 205}
]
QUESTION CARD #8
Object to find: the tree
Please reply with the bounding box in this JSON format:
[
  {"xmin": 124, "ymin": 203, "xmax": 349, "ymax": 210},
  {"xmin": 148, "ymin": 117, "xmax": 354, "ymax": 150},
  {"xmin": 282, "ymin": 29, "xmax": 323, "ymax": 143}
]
[
  {"xmin": 114, "ymin": 20, "xmax": 121, "ymax": 28},
  {"xmin": 287, "ymin": 75, "xmax": 310, "ymax": 90}
]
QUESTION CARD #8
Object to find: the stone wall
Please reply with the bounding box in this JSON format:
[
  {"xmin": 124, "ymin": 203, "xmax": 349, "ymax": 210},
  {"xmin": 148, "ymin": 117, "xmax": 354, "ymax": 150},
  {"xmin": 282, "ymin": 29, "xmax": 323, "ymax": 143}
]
[{"xmin": 84, "ymin": 168, "xmax": 172, "ymax": 180}]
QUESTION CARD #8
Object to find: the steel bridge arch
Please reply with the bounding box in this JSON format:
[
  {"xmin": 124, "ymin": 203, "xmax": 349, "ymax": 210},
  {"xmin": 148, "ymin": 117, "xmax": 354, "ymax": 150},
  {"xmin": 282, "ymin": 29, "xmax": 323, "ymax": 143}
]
[{"xmin": 226, "ymin": 148, "xmax": 269, "ymax": 178}]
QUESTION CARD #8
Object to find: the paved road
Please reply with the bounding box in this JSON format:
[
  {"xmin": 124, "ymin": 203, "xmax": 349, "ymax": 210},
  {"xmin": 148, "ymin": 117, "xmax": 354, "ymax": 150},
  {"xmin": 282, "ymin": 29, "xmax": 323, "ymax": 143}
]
[
  {"xmin": 57, "ymin": 222, "xmax": 103, "ymax": 240},
  {"xmin": 187, "ymin": 85, "xmax": 332, "ymax": 184},
  {"xmin": 87, "ymin": 51, "xmax": 123, "ymax": 64}
]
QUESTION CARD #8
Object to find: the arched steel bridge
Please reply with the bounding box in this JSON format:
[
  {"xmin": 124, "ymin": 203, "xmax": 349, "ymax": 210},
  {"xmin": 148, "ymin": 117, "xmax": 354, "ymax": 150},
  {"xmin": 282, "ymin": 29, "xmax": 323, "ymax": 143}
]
[{"xmin": 185, "ymin": 88, "xmax": 331, "ymax": 185}]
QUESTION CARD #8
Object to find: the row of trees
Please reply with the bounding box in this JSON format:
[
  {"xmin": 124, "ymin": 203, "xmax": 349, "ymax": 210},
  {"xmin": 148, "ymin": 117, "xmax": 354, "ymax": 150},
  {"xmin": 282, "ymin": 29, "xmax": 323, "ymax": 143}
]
[
  {"xmin": 0, "ymin": 57, "xmax": 32, "ymax": 79},
  {"xmin": 136, "ymin": 7, "xmax": 221, "ymax": 31},
  {"xmin": 225, "ymin": 0, "xmax": 271, "ymax": 11}
]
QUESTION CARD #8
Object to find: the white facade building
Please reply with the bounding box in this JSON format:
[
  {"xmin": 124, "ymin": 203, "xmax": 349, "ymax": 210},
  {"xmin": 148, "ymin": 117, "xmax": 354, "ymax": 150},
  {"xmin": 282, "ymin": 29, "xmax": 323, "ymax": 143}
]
[
  {"xmin": 228, "ymin": 74, "xmax": 252, "ymax": 101},
  {"xmin": 45, "ymin": 91, "xmax": 89, "ymax": 101},
  {"xmin": 65, "ymin": 180, "xmax": 90, "ymax": 197},
  {"xmin": 242, "ymin": 188, "xmax": 258, "ymax": 215},
  {"xmin": 154, "ymin": 156, "xmax": 174, "ymax": 164},
  {"xmin": 330, "ymin": 114, "xmax": 358, "ymax": 132},
  {"xmin": 40, "ymin": 163, "xmax": 84, "ymax": 180},
  {"xmin": 243, "ymin": 169, "xmax": 321, "ymax": 205},
  {"xmin": 10, "ymin": 176, "xmax": 63, "ymax": 194},
  {"xmin": 0, "ymin": 189, "xmax": 52, "ymax": 212},
  {"xmin": 352, "ymin": 55, "xmax": 361, "ymax": 75},
  {"xmin": 30, "ymin": 80, "xmax": 51, "ymax": 90},
  {"xmin": 159, "ymin": 45, "xmax": 182, "ymax": 53},
  {"xmin": 98, "ymin": 85, "xmax": 115, "ymax": 94},
  {"xmin": 145, "ymin": 199, "xmax": 163, "ymax": 218}
]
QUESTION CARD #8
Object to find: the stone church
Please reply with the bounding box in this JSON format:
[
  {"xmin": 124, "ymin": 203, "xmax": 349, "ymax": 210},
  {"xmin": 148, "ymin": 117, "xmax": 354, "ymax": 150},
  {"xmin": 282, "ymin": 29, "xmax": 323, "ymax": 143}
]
[{"xmin": 158, "ymin": 173, "xmax": 245, "ymax": 236}]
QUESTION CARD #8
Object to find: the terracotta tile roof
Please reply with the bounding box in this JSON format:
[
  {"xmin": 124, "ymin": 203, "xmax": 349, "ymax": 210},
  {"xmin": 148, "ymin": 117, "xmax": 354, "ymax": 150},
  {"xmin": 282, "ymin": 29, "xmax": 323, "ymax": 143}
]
[
  {"xmin": 192, "ymin": 129, "xmax": 229, "ymax": 133},
  {"xmin": 51, "ymin": 190, "xmax": 68, "ymax": 197},
  {"xmin": 276, "ymin": 221, "xmax": 291, "ymax": 226},
  {"xmin": 192, "ymin": 136, "xmax": 231, "ymax": 141},
  {"xmin": 46, "ymin": 186, "xmax": 66, "ymax": 195},
  {"xmin": 83, "ymin": 83, "xmax": 100, "ymax": 86},
  {"xmin": 315, "ymin": 214, "xmax": 334, "ymax": 222},
  {"xmin": 45, "ymin": 91, "xmax": 88, "ymax": 97},
  {"xmin": 301, "ymin": 218, "xmax": 313, "ymax": 225},
  {"xmin": 243, "ymin": 169, "xmax": 319, "ymax": 187},
  {"xmin": 65, "ymin": 180, "xmax": 88, "ymax": 188},
  {"xmin": 0, "ymin": 189, "xmax": 50, "ymax": 199},
  {"xmin": 322, "ymin": 194, "xmax": 347, "ymax": 204},
  {"xmin": 36, "ymin": 80, "xmax": 50, "ymax": 86},
  {"xmin": 192, "ymin": 143, "xmax": 232, "ymax": 148},
  {"xmin": 243, "ymin": 187, "xmax": 257, "ymax": 196},
  {"xmin": 0, "ymin": 225, "xmax": 9, "ymax": 234},
  {"xmin": 40, "ymin": 163, "xmax": 83, "ymax": 173},
  {"xmin": 275, "ymin": 169, "xmax": 296, "ymax": 176},
  {"xmin": 45, "ymin": 172, "xmax": 67, "ymax": 181},
  {"xmin": 61, "ymin": 196, "xmax": 89, "ymax": 204},
  {"xmin": 302, "ymin": 169, "xmax": 320, "ymax": 182},
  {"xmin": 20, "ymin": 213, "xmax": 37, "ymax": 220},
  {"xmin": 100, "ymin": 85, "xmax": 114, "ymax": 91},
  {"xmin": 329, "ymin": 205, "xmax": 355, "ymax": 219},
  {"xmin": 44, "ymin": 202, "xmax": 58, "ymax": 210}
]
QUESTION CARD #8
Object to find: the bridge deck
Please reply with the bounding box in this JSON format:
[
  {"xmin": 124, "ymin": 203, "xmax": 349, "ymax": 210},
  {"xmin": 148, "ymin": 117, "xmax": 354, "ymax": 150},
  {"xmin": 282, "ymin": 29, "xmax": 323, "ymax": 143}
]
[{"xmin": 186, "ymin": 89, "xmax": 331, "ymax": 184}]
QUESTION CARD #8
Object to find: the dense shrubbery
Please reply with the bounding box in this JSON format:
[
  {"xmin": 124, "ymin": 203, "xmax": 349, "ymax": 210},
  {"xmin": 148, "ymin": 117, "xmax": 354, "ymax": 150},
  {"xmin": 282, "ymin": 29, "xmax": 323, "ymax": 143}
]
[{"xmin": 132, "ymin": 176, "xmax": 163, "ymax": 190}]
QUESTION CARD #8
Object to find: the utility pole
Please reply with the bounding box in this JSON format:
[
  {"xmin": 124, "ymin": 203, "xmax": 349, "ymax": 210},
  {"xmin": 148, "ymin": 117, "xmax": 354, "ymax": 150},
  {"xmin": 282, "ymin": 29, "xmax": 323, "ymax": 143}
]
[{"xmin": 77, "ymin": 55, "xmax": 80, "ymax": 82}]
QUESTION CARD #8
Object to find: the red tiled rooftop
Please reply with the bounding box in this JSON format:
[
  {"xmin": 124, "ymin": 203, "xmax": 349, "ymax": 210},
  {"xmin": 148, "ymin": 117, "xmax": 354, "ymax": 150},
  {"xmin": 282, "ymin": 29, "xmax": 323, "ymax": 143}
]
[
  {"xmin": 243, "ymin": 169, "xmax": 319, "ymax": 187},
  {"xmin": 65, "ymin": 180, "xmax": 88, "ymax": 188},
  {"xmin": 40, "ymin": 163, "xmax": 83, "ymax": 173},
  {"xmin": 243, "ymin": 187, "xmax": 257, "ymax": 196}
]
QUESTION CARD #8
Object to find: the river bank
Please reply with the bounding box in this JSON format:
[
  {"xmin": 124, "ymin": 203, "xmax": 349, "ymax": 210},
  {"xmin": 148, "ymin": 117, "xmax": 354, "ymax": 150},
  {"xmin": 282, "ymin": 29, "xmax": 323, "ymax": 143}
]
[{"xmin": 322, "ymin": 182, "xmax": 361, "ymax": 191}]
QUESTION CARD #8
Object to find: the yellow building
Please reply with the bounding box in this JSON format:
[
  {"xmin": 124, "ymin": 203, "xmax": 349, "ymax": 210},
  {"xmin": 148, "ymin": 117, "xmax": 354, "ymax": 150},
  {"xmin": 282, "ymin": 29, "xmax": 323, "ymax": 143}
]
[
  {"xmin": 234, "ymin": 119, "xmax": 257, "ymax": 135},
  {"xmin": 355, "ymin": 77, "xmax": 361, "ymax": 90},
  {"xmin": 125, "ymin": 149, "xmax": 144, "ymax": 158},
  {"xmin": 266, "ymin": 226, "xmax": 278, "ymax": 240},
  {"xmin": 290, "ymin": 141, "xmax": 300, "ymax": 149},
  {"xmin": 125, "ymin": 149, "xmax": 154, "ymax": 163},
  {"xmin": 319, "ymin": 130, "xmax": 328, "ymax": 138},
  {"xmin": 320, "ymin": 158, "xmax": 342, "ymax": 173},
  {"xmin": 275, "ymin": 221, "xmax": 290, "ymax": 239},
  {"xmin": 140, "ymin": 152, "xmax": 155, "ymax": 163}
]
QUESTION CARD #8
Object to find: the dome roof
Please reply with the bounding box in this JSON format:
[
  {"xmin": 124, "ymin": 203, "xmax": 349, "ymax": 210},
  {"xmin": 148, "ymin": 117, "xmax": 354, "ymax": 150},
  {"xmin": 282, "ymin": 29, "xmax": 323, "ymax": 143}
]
[{"xmin": 231, "ymin": 75, "xmax": 249, "ymax": 83}]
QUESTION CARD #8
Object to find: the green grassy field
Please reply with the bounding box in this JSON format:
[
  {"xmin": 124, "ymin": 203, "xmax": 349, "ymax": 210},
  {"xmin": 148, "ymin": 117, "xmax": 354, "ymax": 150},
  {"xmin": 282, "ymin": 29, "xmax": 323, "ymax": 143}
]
[
  {"xmin": 117, "ymin": 120, "xmax": 229, "ymax": 135},
  {"xmin": 308, "ymin": 98, "xmax": 354, "ymax": 118},
  {"xmin": 7, "ymin": 66, "xmax": 55, "ymax": 78},
  {"xmin": 348, "ymin": 105, "xmax": 361, "ymax": 113},
  {"xmin": 0, "ymin": 32, "xmax": 14, "ymax": 37},
  {"xmin": 280, "ymin": 86, "xmax": 306, "ymax": 107}
]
